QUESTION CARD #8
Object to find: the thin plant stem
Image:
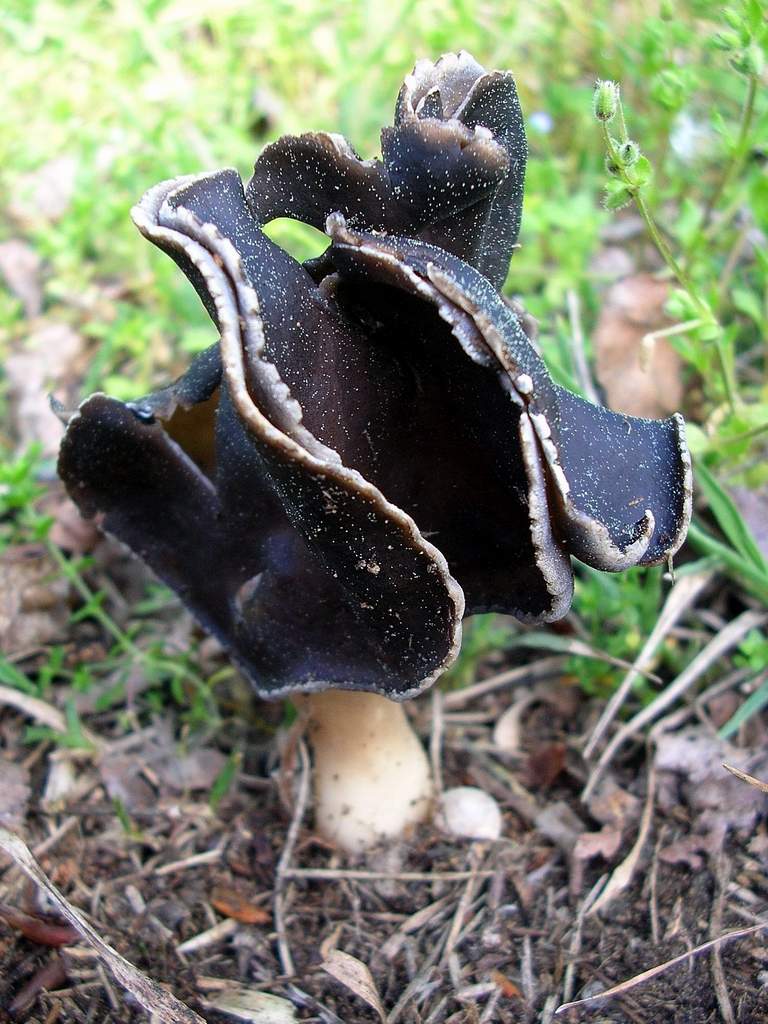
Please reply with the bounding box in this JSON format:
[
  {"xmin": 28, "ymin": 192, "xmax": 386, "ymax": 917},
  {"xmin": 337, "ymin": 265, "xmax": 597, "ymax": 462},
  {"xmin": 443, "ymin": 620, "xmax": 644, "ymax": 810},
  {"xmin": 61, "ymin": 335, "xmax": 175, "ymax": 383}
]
[
  {"xmin": 704, "ymin": 73, "xmax": 758, "ymax": 230},
  {"xmin": 46, "ymin": 540, "xmax": 210, "ymax": 694},
  {"xmin": 601, "ymin": 119, "xmax": 739, "ymax": 411},
  {"xmin": 685, "ymin": 72, "xmax": 759, "ymax": 264},
  {"xmin": 717, "ymin": 421, "xmax": 768, "ymax": 447}
]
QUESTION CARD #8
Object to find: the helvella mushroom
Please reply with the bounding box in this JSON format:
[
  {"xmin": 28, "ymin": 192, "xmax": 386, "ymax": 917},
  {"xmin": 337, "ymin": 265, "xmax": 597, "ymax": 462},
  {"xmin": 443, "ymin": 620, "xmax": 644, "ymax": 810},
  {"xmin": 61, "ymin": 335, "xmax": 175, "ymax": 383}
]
[{"xmin": 58, "ymin": 52, "xmax": 691, "ymax": 853}]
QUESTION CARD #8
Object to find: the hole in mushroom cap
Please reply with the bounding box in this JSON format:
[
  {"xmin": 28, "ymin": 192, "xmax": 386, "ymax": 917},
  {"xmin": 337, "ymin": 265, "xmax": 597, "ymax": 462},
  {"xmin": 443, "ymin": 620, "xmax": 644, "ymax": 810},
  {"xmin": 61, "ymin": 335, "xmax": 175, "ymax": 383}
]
[{"xmin": 261, "ymin": 218, "xmax": 329, "ymax": 264}]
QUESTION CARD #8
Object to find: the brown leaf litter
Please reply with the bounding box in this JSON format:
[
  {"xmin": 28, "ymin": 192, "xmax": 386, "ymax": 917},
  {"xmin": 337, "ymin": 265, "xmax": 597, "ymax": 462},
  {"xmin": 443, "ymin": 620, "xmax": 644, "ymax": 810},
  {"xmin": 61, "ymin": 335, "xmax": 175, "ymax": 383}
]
[
  {"xmin": 0, "ymin": 241, "xmax": 43, "ymax": 319},
  {"xmin": 5, "ymin": 321, "xmax": 84, "ymax": 457},
  {"xmin": 2, "ymin": 570, "xmax": 768, "ymax": 1022},
  {"xmin": 0, "ymin": 545, "xmax": 70, "ymax": 657}
]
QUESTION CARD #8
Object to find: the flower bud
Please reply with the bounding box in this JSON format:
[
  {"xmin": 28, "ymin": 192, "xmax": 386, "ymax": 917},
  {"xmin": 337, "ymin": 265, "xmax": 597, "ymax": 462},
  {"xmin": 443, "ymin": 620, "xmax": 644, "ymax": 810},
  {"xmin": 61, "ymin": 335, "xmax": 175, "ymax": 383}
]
[
  {"xmin": 735, "ymin": 43, "xmax": 765, "ymax": 77},
  {"xmin": 593, "ymin": 80, "xmax": 619, "ymax": 122},
  {"xmin": 618, "ymin": 140, "xmax": 641, "ymax": 167},
  {"xmin": 604, "ymin": 156, "xmax": 621, "ymax": 177},
  {"xmin": 712, "ymin": 30, "xmax": 742, "ymax": 51}
]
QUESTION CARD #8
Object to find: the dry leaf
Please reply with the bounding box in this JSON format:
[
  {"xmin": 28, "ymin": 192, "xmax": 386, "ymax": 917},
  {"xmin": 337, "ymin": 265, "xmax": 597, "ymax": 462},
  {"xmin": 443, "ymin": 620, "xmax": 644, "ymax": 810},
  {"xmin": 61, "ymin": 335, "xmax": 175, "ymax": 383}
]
[
  {"xmin": 210, "ymin": 886, "xmax": 270, "ymax": 926},
  {"xmin": 525, "ymin": 741, "xmax": 566, "ymax": 790},
  {"xmin": 658, "ymin": 836, "xmax": 709, "ymax": 870},
  {"xmin": 492, "ymin": 695, "xmax": 538, "ymax": 753},
  {"xmin": 160, "ymin": 747, "xmax": 226, "ymax": 792},
  {"xmin": 0, "ymin": 827, "xmax": 205, "ymax": 1023},
  {"xmin": 98, "ymin": 723, "xmax": 227, "ymax": 811},
  {"xmin": 534, "ymin": 801, "xmax": 585, "ymax": 852},
  {"xmin": 0, "ymin": 545, "xmax": 69, "ymax": 656},
  {"xmin": 587, "ymin": 765, "xmax": 655, "ymax": 918},
  {"xmin": 586, "ymin": 779, "xmax": 640, "ymax": 831},
  {"xmin": 0, "ymin": 761, "xmax": 30, "ymax": 829},
  {"xmin": 573, "ymin": 827, "xmax": 623, "ymax": 862},
  {"xmin": 49, "ymin": 498, "xmax": 102, "ymax": 555},
  {"xmin": 594, "ymin": 274, "xmax": 683, "ymax": 419},
  {"xmin": 320, "ymin": 948, "xmax": 386, "ymax": 1022},
  {"xmin": 0, "ymin": 239, "xmax": 42, "ymax": 317},
  {"xmin": 202, "ymin": 988, "xmax": 296, "ymax": 1022},
  {"xmin": 7, "ymin": 956, "xmax": 69, "ymax": 1017},
  {"xmin": 6, "ymin": 321, "xmax": 83, "ymax": 455},
  {"xmin": 9, "ymin": 155, "xmax": 77, "ymax": 228},
  {"xmin": 655, "ymin": 728, "xmax": 768, "ymax": 838},
  {"xmin": 99, "ymin": 755, "xmax": 157, "ymax": 812},
  {"xmin": 490, "ymin": 970, "xmax": 522, "ymax": 999},
  {"xmin": 0, "ymin": 902, "xmax": 81, "ymax": 947}
]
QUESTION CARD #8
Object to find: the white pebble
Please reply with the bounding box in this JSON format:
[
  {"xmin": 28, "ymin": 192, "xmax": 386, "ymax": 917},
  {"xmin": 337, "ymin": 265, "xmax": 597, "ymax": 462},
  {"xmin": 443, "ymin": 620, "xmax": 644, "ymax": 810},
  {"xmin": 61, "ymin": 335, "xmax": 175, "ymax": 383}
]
[{"xmin": 438, "ymin": 787, "xmax": 502, "ymax": 841}]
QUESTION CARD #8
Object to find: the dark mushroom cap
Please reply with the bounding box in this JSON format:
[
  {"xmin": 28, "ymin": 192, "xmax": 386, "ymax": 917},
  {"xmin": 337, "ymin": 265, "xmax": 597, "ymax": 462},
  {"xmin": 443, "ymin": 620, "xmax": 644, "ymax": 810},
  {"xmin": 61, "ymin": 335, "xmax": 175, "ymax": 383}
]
[{"xmin": 58, "ymin": 53, "xmax": 692, "ymax": 702}]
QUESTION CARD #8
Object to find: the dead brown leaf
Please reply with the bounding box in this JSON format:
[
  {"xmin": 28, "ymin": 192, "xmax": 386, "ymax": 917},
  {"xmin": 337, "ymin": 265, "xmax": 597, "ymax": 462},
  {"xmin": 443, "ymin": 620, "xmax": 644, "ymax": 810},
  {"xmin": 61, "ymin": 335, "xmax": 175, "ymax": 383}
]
[
  {"xmin": 525, "ymin": 741, "xmax": 566, "ymax": 790},
  {"xmin": 0, "ymin": 902, "xmax": 81, "ymax": 947},
  {"xmin": 320, "ymin": 948, "xmax": 386, "ymax": 1022},
  {"xmin": 490, "ymin": 970, "xmax": 522, "ymax": 999},
  {"xmin": 586, "ymin": 778, "xmax": 641, "ymax": 831},
  {"xmin": 0, "ymin": 545, "xmax": 69, "ymax": 656},
  {"xmin": 98, "ymin": 723, "xmax": 227, "ymax": 812},
  {"xmin": 9, "ymin": 156, "xmax": 77, "ymax": 228},
  {"xmin": 655, "ymin": 728, "xmax": 768, "ymax": 841},
  {"xmin": 160, "ymin": 747, "xmax": 226, "ymax": 792},
  {"xmin": 573, "ymin": 827, "xmax": 623, "ymax": 862},
  {"xmin": 594, "ymin": 273, "xmax": 683, "ymax": 418},
  {"xmin": 99, "ymin": 755, "xmax": 157, "ymax": 812},
  {"xmin": 6, "ymin": 321, "xmax": 83, "ymax": 455},
  {"xmin": 658, "ymin": 836, "xmax": 710, "ymax": 870},
  {"xmin": 7, "ymin": 955, "xmax": 69, "ymax": 1017},
  {"xmin": 0, "ymin": 239, "xmax": 42, "ymax": 317},
  {"xmin": 210, "ymin": 885, "xmax": 270, "ymax": 926}
]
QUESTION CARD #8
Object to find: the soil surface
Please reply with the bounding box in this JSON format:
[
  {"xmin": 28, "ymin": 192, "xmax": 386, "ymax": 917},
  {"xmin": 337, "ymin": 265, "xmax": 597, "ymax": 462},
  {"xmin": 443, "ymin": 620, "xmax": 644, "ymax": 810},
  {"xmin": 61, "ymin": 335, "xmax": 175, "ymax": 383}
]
[{"xmin": 2, "ymin": 556, "xmax": 767, "ymax": 1023}]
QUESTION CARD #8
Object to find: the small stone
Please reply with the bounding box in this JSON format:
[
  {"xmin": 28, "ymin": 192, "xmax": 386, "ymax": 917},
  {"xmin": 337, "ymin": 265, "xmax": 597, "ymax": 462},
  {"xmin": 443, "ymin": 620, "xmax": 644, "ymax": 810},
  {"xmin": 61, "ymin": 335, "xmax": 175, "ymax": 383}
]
[{"xmin": 438, "ymin": 786, "xmax": 502, "ymax": 840}]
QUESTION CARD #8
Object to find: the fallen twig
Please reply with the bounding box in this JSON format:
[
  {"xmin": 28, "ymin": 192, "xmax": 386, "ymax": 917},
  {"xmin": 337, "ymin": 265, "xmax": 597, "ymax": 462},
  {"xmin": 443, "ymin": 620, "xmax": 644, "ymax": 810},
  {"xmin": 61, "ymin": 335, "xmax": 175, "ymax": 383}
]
[
  {"xmin": 0, "ymin": 828, "xmax": 204, "ymax": 1023},
  {"xmin": 583, "ymin": 570, "xmax": 711, "ymax": 760},
  {"xmin": 555, "ymin": 921, "xmax": 768, "ymax": 1015},
  {"xmin": 583, "ymin": 609, "xmax": 768, "ymax": 801},
  {"xmin": 274, "ymin": 737, "xmax": 311, "ymax": 977},
  {"xmin": 723, "ymin": 762, "xmax": 768, "ymax": 794}
]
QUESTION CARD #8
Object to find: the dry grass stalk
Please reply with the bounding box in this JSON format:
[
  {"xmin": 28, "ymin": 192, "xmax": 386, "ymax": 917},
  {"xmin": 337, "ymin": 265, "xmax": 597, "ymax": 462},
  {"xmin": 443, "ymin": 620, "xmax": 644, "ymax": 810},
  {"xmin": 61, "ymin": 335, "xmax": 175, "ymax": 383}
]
[
  {"xmin": 274, "ymin": 737, "xmax": 311, "ymax": 977},
  {"xmin": 583, "ymin": 608, "xmax": 768, "ymax": 801},
  {"xmin": 583, "ymin": 570, "xmax": 712, "ymax": 761},
  {"xmin": 555, "ymin": 921, "xmax": 768, "ymax": 1015}
]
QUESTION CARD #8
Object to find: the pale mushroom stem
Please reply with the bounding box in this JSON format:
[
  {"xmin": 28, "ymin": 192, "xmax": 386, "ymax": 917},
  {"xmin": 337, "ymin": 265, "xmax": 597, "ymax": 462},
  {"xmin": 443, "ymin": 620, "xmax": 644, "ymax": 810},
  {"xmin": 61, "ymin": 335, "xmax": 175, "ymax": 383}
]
[{"xmin": 301, "ymin": 690, "xmax": 433, "ymax": 854}]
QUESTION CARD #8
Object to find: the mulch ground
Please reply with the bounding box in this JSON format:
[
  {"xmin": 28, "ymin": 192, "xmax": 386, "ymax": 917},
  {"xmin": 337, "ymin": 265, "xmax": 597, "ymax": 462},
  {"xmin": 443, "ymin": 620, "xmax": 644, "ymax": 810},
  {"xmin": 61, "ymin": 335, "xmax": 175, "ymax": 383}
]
[{"xmin": 2, "ymin": 552, "xmax": 767, "ymax": 1023}]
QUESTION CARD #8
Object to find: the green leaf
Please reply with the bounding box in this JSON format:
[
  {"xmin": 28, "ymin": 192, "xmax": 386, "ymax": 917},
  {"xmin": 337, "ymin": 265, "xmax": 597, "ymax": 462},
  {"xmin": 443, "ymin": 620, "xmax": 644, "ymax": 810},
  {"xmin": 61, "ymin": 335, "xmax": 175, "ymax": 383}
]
[
  {"xmin": 626, "ymin": 155, "xmax": 653, "ymax": 188},
  {"xmin": 745, "ymin": 0, "xmax": 764, "ymax": 34},
  {"xmin": 732, "ymin": 287, "xmax": 765, "ymax": 327},
  {"xmin": 720, "ymin": 674, "xmax": 768, "ymax": 738},
  {"xmin": 209, "ymin": 750, "xmax": 241, "ymax": 811},
  {"xmin": 687, "ymin": 522, "xmax": 768, "ymax": 604},
  {"xmin": 603, "ymin": 181, "xmax": 634, "ymax": 210},
  {"xmin": 695, "ymin": 461, "xmax": 768, "ymax": 573},
  {"xmin": 0, "ymin": 655, "xmax": 37, "ymax": 695}
]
